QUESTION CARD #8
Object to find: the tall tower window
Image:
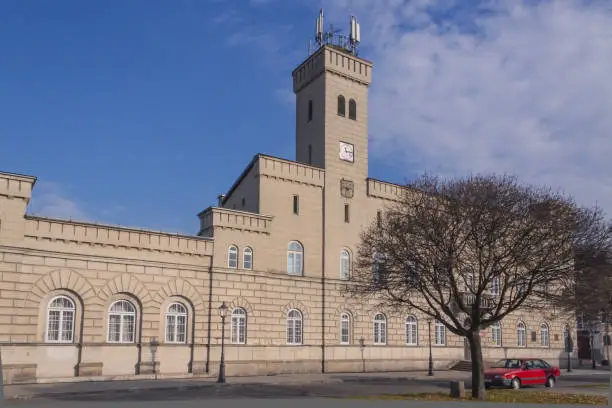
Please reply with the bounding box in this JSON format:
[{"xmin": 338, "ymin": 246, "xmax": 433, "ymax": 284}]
[
  {"xmin": 293, "ymin": 195, "xmax": 299, "ymax": 215},
  {"xmin": 337, "ymin": 95, "xmax": 346, "ymax": 117},
  {"xmin": 307, "ymin": 100, "xmax": 313, "ymax": 122},
  {"xmin": 348, "ymin": 99, "xmax": 357, "ymax": 120},
  {"xmin": 308, "ymin": 145, "xmax": 312, "ymax": 165},
  {"xmin": 344, "ymin": 204, "xmax": 350, "ymax": 223}
]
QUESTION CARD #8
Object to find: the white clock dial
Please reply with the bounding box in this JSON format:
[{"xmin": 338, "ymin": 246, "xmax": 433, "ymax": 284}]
[{"xmin": 339, "ymin": 142, "xmax": 354, "ymax": 162}]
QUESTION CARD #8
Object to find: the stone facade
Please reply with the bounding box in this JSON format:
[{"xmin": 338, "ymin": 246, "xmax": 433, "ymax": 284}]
[{"xmin": 0, "ymin": 45, "xmax": 573, "ymax": 384}]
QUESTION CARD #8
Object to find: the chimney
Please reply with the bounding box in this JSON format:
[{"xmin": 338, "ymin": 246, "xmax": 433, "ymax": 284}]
[{"xmin": 217, "ymin": 194, "xmax": 226, "ymax": 207}]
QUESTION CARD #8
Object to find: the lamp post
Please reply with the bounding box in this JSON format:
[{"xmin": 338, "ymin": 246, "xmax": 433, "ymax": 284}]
[
  {"xmin": 150, "ymin": 337, "xmax": 159, "ymax": 380},
  {"xmin": 359, "ymin": 336, "xmax": 366, "ymax": 373},
  {"xmin": 427, "ymin": 318, "xmax": 434, "ymax": 376},
  {"xmin": 565, "ymin": 325, "xmax": 573, "ymax": 373},
  {"xmin": 217, "ymin": 302, "xmax": 228, "ymax": 383}
]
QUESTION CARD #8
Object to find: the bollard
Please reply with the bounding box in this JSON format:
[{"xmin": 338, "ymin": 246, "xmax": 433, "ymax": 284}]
[{"xmin": 450, "ymin": 380, "xmax": 465, "ymax": 398}]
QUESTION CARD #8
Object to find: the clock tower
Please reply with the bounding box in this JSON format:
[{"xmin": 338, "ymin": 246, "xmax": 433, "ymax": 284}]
[
  {"xmin": 292, "ymin": 11, "xmax": 373, "ymax": 280},
  {"xmin": 292, "ymin": 13, "xmax": 372, "ymax": 183}
]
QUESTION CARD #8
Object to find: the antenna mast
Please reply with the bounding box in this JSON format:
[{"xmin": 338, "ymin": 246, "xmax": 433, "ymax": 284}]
[{"xmin": 308, "ymin": 9, "xmax": 361, "ymax": 57}]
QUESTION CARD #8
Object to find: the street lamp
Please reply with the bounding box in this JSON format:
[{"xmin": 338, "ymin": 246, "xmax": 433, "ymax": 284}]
[
  {"xmin": 564, "ymin": 325, "xmax": 573, "ymax": 373},
  {"xmin": 427, "ymin": 318, "xmax": 434, "ymax": 376},
  {"xmin": 359, "ymin": 336, "xmax": 366, "ymax": 373},
  {"xmin": 217, "ymin": 301, "xmax": 228, "ymax": 383},
  {"xmin": 150, "ymin": 337, "xmax": 159, "ymax": 380}
]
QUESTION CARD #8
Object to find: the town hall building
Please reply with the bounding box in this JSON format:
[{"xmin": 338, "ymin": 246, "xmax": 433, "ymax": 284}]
[{"xmin": 0, "ymin": 19, "xmax": 570, "ymax": 384}]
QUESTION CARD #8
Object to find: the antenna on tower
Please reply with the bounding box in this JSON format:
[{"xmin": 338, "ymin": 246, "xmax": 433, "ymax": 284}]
[
  {"xmin": 349, "ymin": 15, "xmax": 361, "ymax": 55},
  {"xmin": 308, "ymin": 9, "xmax": 361, "ymax": 57},
  {"xmin": 315, "ymin": 8, "xmax": 324, "ymax": 46}
]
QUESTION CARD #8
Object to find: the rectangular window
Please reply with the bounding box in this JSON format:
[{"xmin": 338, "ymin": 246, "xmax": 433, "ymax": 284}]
[
  {"xmin": 307, "ymin": 100, "xmax": 313, "ymax": 122},
  {"xmin": 435, "ymin": 323, "xmax": 446, "ymax": 345},
  {"xmin": 293, "ymin": 195, "xmax": 299, "ymax": 215},
  {"xmin": 344, "ymin": 204, "xmax": 350, "ymax": 223},
  {"xmin": 340, "ymin": 319, "xmax": 350, "ymax": 344},
  {"xmin": 376, "ymin": 211, "xmax": 382, "ymax": 227}
]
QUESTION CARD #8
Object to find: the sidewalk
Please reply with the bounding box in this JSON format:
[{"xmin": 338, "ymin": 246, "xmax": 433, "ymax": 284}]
[{"xmin": 3, "ymin": 370, "xmax": 466, "ymax": 400}]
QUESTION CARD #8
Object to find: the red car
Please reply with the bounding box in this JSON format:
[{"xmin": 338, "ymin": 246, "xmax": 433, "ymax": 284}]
[{"xmin": 484, "ymin": 358, "xmax": 561, "ymax": 390}]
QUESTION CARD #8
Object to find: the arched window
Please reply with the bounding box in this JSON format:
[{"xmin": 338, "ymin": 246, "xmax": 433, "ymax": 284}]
[
  {"xmin": 517, "ymin": 321, "xmax": 527, "ymax": 347},
  {"xmin": 46, "ymin": 296, "xmax": 76, "ymax": 343},
  {"xmin": 434, "ymin": 321, "xmax": 446, "ymax": 345},
  {"xmin": 340, "ymin": 312, "xmax": 351, "ymax": 344},
  {"xmin": 231, "ymin": 308, "xmax": 247, "ymax": 344},
  {"xmin": 337, "ymin": 95, "xmax": 346, "ymax": 116},
  {"xmin": 340, "ymin": 249, "xmax": 351, "ymax": 280},
  {"xmin": 108, "ymin": 300, "xmax": 136, "ymax": 343},
  {"xmin": 348, "ymin": 99, "xmax": 357, "ymax": 120},
  {"xmin": 491, "ymin": 321, "xmax": 502, "ymax": 346},
  {"xmin": 286, "ymin": 309, "xmax": 303, "ymax": 344},
  {"xmin": 287, "ymin": 241, "xmax": 304, "ymax": 276},
  {"xmin": 243, "ymin": 247, "xmax": 253, "ymax": 270},
  {"xmin": 228, "ymin": 245, "xmax": 238, "ymax": 269},
  {"xmin": 373, "ymin": 313, "xmax": 387, "ymax": 345},
  {"xmin": 405, "ymin": 316, "xmax": 418, "ymax": 345},
  {"xmin": 540, "ymin": 323, "xmax": 549, "ymax": 347},
  {"xmin": 165, "ymin": 302, "xmax": 187, "ymax": 343}
]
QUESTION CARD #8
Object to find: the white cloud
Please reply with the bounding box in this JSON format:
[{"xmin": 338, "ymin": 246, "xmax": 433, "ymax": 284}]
[
  {"xmin": 28, "ymin": 181, "xmax": 90, "ymax": 222},
  {"xmin": 319, "ymin": 0, "xmax": 612, "ymax": 213}
]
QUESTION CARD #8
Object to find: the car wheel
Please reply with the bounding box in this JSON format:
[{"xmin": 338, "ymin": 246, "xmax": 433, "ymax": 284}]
[
  {"xmin": 511, "ymin": 377, "xmax": 521, "ymax": 390},
  {"xmin": 545, "ymin": 376, "xmax": 555, "ymax": 388}
]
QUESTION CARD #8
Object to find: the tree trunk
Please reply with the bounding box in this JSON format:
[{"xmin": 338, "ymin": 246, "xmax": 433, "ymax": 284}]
[{"xmin": 469, "ymin": 331, "xmax": 486, "ymax": 400}]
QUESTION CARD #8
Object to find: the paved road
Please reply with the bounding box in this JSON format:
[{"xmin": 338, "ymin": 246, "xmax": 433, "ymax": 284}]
[{"xmin": 3, "ymin": 372, "xmax": 609, "ymax": 405}]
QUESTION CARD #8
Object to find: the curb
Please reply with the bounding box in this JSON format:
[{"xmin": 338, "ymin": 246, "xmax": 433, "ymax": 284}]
[{"xmin": 7, "ymin": 378, "xmax": 345, "ymax": 400}]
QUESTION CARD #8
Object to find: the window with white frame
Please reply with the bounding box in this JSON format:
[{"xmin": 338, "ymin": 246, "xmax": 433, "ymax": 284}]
[
  {"xmin": 108, "ymin": 300, "xmax": 136, "ymax": 343},
  {"xmin": 490, "ymin": 276, "xmax": 500, "ymax": 296},
  {"xmin": 46, "ymin": 296, "xmax": 76, "ymax": 343},
  {"xmin": 540, "ymin": 323, "xmax": 549, "ymax": 347},
  {"xmin": 491, "ymin": 321, "xmax": 502, "ymax": 346},
  {"xmin": 231, "ymin": 307, "xmax": 247, "ymax": 344},
  {"xmin": 243, "ymin": 247, "xmax": 253, "ymax": 270},
  {"xmin": 286, "ymin": 309, "xmax": 303, "ymax": 344},
  {"xmin": 517, "ymin": 321, "xmax": 527, "ymax": 347},
  {"xmin": 165, "ymin": 302, "xmax": 187, "ymax": 343},
  {"xmin": 434, "ymin": 321, "xmax": 446, "ymax": 345},
  {"xmin": 340, "ymin": 249, "xmax": 351, "ymax": 280},
  {"xmin": 340, "ymin": 312, "xmax": 351, "ymax": 344},
  {"xmin": 373, "ymin": 313, "xmax": 387, "ymax": 345},
  {"xmin": 228, "ymin": 245, "xmax": 238, "ymax": 268},
  {"xmin": 287, "ymin": 241, "xmax": 304, "ymax": 276},
  {"xmin": 405, "ymin": 315, "xmax": 418, "ymax": 345}
]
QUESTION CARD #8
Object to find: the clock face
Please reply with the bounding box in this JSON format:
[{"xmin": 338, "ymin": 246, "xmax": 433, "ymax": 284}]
[{"xmin": 339, "ymin": 142, "xmax": 354, "ymax": 162}]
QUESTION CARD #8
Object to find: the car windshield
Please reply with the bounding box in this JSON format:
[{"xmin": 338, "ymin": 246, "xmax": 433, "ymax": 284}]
[{"xmin": 490, "ymin": 359, "xmax": 522, "ymax": 369}]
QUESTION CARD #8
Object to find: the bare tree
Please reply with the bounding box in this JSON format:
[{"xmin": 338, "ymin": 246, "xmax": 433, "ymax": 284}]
[{"xmin": 345, "ymin": 174, "xmax": 611, "ymax": 400}]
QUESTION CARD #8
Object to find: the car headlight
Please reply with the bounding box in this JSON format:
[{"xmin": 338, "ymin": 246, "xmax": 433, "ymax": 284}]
[{"xmin": 494, "ymin": 375, "xmax": 501, "ymax": 379}]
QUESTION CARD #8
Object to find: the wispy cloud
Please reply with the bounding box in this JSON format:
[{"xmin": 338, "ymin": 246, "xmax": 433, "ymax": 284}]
[
  {"xmin": 320, "ymin": 0, "xmax": 612, "ymax": 213},
  {"xmin": 28, "ymin": 181, "xmax": 90, "ymax": 221}
]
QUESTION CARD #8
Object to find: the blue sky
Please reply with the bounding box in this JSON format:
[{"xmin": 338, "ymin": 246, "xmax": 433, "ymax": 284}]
[
  {"xmin": 2, "ymin": 0, "xmax": 612, "ymax": 233},
  {"xmin": 1, "ymin": 0, "xmax": 401, "ymax": 233}
]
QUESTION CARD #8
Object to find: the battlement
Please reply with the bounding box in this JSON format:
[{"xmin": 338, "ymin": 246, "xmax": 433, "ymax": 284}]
[
  {"xmin": 258, "ymin": 155, "xmax": 325, "ymax": 188},
  {"xmin": 366, "ymin": 178, "xmax": 405, "ymax": 202},
  {"xmin": 292, "ymin": 45, "xmax": 372, "ymax": 93},
  {"xmin": 0, "ymin": 171, "xmax": 36, "ymax": 202},
  {"xmin": 24, "ymin": 215, "xmax": 213, "ymax": 256},
  {"xmin": 198, "ymin": 207, "xmax": 273, "ymax": 237}
]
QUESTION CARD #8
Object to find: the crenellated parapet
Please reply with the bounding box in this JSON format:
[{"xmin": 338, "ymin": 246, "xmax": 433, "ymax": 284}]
[
  {"xmin": 24, "ymin": 216, "xmax": 213, "ymax": 256},
  {"xmin": 366, "ymin": 178, "xmax": 405, "ymax": 202},
  {"xmin": 293, "ymin": 45, "xmax": 372, "ymax": 93},
  {"xmin": 198, "ymin": 207, "xmax": 273, "ymax": 237},
  {"xmin": 258, "ymin": 155, "xmax": 325, "ymax": 188}
]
